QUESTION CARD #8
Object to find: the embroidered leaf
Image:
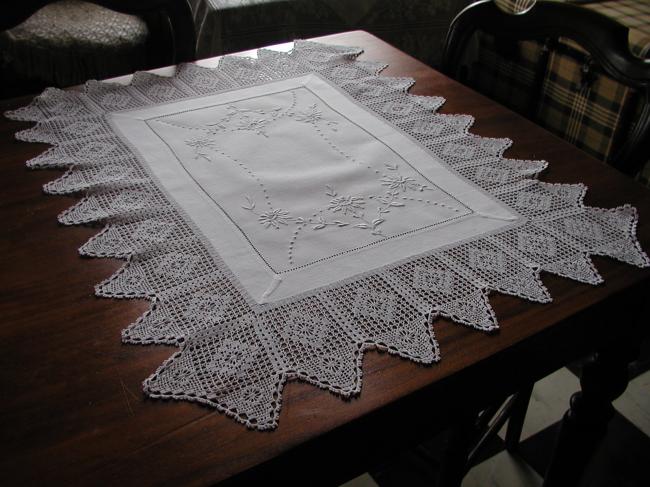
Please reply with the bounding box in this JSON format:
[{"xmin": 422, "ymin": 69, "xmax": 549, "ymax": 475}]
[
  {"xmin": 242, "ymin": 195, "xmax": 256, "ymax": 210},
  {"xmin": 313, "ymin": 224, "xmax": 326, "ymax": 230},
  {"xmin": 325, "ymin": 184, "xmax": 337, "ymax": 197},
  {"xmin": 354, "ymin": 223, "xmax": 369, "ymax": 229},
  {"xmin": 390, "ymin": 202, "xmax": 405, "ymax": 207},
  {"xmin": 334, "ymin": 221, "xmax": 349, "ymax": 227},
  {"xmin": 385, "ymin": 162, "xmax": 398, "ymax": 171},
  {"xmin": 379, "ymin": 208, "xmax": 390, "ymax": 214},
  {"xmin": 372, "ymin": 218, "xmax": 384, "ymax": 226},
  {"xmin": 294, "ymin": 217, "xmax": 305, "ymax": 224}
]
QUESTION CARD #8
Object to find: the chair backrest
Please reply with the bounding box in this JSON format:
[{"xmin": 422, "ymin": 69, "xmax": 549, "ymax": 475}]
[{"xmin": 442, "ymin": 0, "xmax": 650, "ymax": 177}]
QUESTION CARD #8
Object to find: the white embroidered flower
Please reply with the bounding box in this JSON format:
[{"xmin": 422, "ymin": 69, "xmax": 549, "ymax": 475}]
[
  {"xmin": 236, "ymin": 116, "xmax": 270, "ymax": 134},
  {"xmin": 186, "ymin": 136, "xmax": 220, "ymax": 160},
  {"xmin": 294, "ymin": 104, "xmax": 322, "ymax": 123},
  {"xmin": 328, "ymin": 195, "xmax": 365, "ymax": 214},
  {"xmin": 380, "ymin": 174, "xmax": 423, "ymax": 192},
  {"xmin": 259, "ymin": 208, "xmax": 291, "ymax": 228}
]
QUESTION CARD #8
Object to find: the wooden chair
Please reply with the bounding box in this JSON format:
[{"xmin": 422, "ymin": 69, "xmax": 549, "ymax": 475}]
[
  {"xmin": 442, "ymin": 0, "xmax": 650, "ymax": 177},
  {"xmin": 1, "ymin": 0, "xmax": 196, "ymax": 96},
  {"xmin": 439, "ymin": 1, "xmax": 650, "ymax": 482}
]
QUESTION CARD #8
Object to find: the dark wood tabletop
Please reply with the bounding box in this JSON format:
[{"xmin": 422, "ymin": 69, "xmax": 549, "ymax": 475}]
[{"xmin": 1, "ymin": 30, "xmax": 649, "ymax": 487}]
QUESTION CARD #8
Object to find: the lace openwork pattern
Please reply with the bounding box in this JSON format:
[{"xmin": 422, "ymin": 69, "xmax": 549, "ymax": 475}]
[{"xmin": 6, "ymin": 41, "xmax": 649, "ymax": 430}]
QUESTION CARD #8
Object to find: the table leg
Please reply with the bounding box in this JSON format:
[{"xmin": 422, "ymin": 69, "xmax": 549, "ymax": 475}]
[{"xmin": 542, "ymin": 341, "xmax": 639, "ymax": 487}]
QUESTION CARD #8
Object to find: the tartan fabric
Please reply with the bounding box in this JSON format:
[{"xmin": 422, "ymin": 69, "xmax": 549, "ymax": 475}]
[
  {"xmin": 585, "ymin": 0, "xmax": 650, "ymax": 58},
  {"xmin": 536, "ymin": 38, "xmax": 637, "ymax": 162},
  {"xmin": 457, "ymin": 1, "xmax": 649, "ymax": 179},
  {"xmin": 465, "ymin": 33, "xmax": 546, "ymax": 116}
]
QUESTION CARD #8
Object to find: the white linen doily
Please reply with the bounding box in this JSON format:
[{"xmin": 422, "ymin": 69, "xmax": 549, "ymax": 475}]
[{"xmin": 7, "ymin": 40, "xmax": 649, "ymax": 430}]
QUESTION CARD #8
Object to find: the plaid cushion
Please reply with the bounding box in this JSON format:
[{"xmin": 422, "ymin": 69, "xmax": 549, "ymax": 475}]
[
  {"xmin": 457, "ymin": 1, "xmax": 649, "ymax": 181},
  {"xmin": 535, "ymin": 38, "xmax": 637, "ymax": 162},
  {"xmin": 465, "ymin": 32, "xmax": 546, "ymax": 116},
  {"xmin": 585, "ymin": 0, "xmax": 650, "ymax": 58}
]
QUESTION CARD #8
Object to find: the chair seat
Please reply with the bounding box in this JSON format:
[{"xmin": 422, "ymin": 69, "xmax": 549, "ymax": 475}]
[{"xmin": 0, "ymin": 0, "xmax": 149, "ymax": 87}]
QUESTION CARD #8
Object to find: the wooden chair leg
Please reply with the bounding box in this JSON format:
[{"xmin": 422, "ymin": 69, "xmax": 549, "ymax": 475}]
[
  {"xmin": 542, "ymin": 341, "xmax": 639, "ymax": 487},
  {"xmin": 505, "ymin": 382, "xmax": 534, "ymax": 452},
  {"xmin": 437, "ymin": 410, "xmax": 478, "ymax": 487}
]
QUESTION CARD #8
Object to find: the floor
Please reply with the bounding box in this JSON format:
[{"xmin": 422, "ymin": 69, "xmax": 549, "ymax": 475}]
[{"xmin": 340, "ymin": 340, "xmax": 650, "ymax": 487}]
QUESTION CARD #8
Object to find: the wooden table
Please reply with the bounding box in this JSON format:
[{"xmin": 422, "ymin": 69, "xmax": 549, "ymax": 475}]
[{"xmin": 1, "ymin": 30, "xmax": 648, "ymax": 487}]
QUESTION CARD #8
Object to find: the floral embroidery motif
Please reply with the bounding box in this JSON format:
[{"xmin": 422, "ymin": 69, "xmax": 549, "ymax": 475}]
[
  {"xmin": 208, "ymin": 105, "xmax": 284, "ymax": 137},
  {"xmin": 395, "ymin": 324, "xmax": 423, "ymax": 349},
  {"xmin": 293, "ymin": 103, "xmax": 322, "ymax": 123},
  {"xmin": 293, "ymin": 103, "xmax": 338, "ymax": 130},
  {"xmin": 96, "ymin": 165, "xmax": 129, "ymax": 181},
  {"xmin": 413, "ymin": 267, "xmax": 454, "ymax": 294},
  {"xmin": 412, "ymin": 119, "xmax": 445, "ymax": 136},
  {"xmin": 442, "ymin": 143, "xmax": 476, "ymax": 159},
  {"xmin": 475, "ymin": 166, "xmax": 511, "ymax": 185},
  {"xmin": 382, "ymin": 101, "xmax": 412, "ymax": 116},
  {"xmin": 564, "ymin": 217, "xmax": 603, "ymax": 240},
  {"xmin": 182, "ymin": 92, "xmax": 339, "ymax": 162},
  {"xmin": 100, "ymin": 92, "xmax": 133, "ymax": 109},
  {"xmin": 319, "ymin": 354, "xmax": 344, "ymax": 375},
  {"xmin": 184, "ymin": 292, "xmax": 232, "ymax": 323},
  {"xmin": 51, "ymin": 100, "xmax": 84, "ymax": 116},
  {"xmin": 258, "ymin": 208, "xmax": 292, "ymax": 229},
  {"xmin": 64, "ymin": 120, "xmax": 99, "ymax": 136},
  {"xmin": 155, "ymin": 253, "xmax": 198, "ymax": 279},
  {"xmin": 79, "ymin": 141, "xmax": 115, "ymax": 158},
  {"xmin": 133, "ymin": 220, "xmax": 175, "ymax": 243},
  {"xmin": 144, "ymin": 83, "xmax": 178, "ymax": 101},
  {"xmin": 146, "ymin": 315, "xmax": 172, "ymax": 332},
  {"xmin": 207, "ymin": 339, "xmax": 258, "ymax": 377},
  {"xmin": 282, "ymin": 312, "xmax": 329, "ymax": 348},
  {"xmin": 239, "ymin": 158, "xmax": 438, "ymax": 259},
  {"xmin": 468, "ymin": 249, "xmax": 506, "ymax": 272},
  {"xmin": 381, "ymin": 174, "xmax": 427, "ymax": 192},
  {"xmin": 113, "ymin": 190, "xmax": 146, "ymax": 210},
  {"xmin": 119, "ymin": 272, "xmax": 146, "ymax": 290},
  {"xmin": 516, "ymin": 191, "xmax": 552, "ymax": 211},
  {"xmin": 327, "ymin": 195, "xmax": 365, "ymax": 214},
  {"xmin": 186, "ymin": 136, "xmax": 221, "ymax": 160},
  {"xmin": 517, "ymin": 232, "xmax": 557, "ymax": 257},
  {"xmin": 353, "ymin": 289, "xmax": 397, "ymax": 323},
  {"xmin": 170, "ymin": 365, "xmax": 194, "ymax": 385},
  {"xmin": 239, "ymin": 385, "xmax": 265, "ymax": 405},
  {"xmin": 175, "ymin": 91, "xmax": 450, "ymax": 265}
]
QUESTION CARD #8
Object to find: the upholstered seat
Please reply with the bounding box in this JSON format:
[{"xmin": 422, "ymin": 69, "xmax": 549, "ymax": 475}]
[
  {"xmin": 1, "ymin": 0, "xmax": 195, "ymax": 97},
  {"xmin": 1, "ymin": 1, "xmax": 148, "ymax": 88}
]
